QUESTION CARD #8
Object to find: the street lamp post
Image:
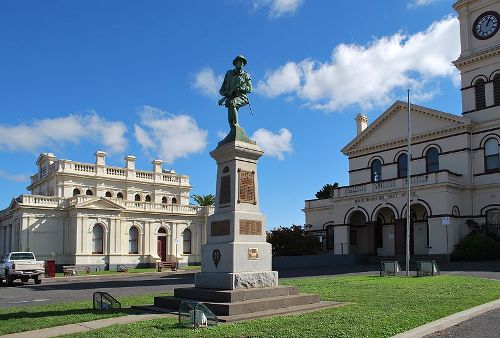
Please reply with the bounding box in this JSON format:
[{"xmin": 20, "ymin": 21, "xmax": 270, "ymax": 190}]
[{"xmin": 406, "ymin": 89, "xmax": 412, "ymax": 277}]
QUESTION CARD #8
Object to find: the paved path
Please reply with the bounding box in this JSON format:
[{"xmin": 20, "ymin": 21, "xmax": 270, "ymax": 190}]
[{"xmin": 425, "ymin": 308, "xmax": 500, "ymax": 338}]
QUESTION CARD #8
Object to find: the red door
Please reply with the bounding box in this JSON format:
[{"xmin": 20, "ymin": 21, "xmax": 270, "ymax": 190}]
[{"xmin": 157, "ymin": 237, "xmax": 167, "ymax": 261}]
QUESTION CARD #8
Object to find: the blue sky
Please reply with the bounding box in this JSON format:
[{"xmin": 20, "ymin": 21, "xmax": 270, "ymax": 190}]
[{"xmin": 0, "ymin": 0, "xmax": 462, "ymax": 229}]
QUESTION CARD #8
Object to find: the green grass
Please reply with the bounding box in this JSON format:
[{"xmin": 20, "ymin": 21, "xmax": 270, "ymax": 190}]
[
  {"xmin": 0, "ymin": 292, "xmax": 169, "ymax": 335},
  {"xmin": 61, "ymin": 275, "xmax": 499, "ymax": 338},
  {"xmin": 2, "ymin": 275, "xmax": 498, "ymax": 337}
]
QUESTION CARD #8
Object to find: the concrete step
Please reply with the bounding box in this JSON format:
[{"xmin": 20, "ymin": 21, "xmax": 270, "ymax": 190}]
[
  {"xmin": 173, "ymin": 285, "xmax": 299, "ymax": 303},
  {"xmin": 154, "ymin": 293, "xmax": 320, "ymax": 316}
]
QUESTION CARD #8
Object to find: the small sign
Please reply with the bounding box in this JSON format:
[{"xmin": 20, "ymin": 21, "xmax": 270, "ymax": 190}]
[
  {"xmin": 248, "ymin": 248, "xmax": 259, "ymax": 260},
  {"xmin": 441, "ymin": 217, "xmax": 450, "ymax": 225},
  {"xmin": 174, "ymin": 239, "xmax": 179, "ymax": 245}
]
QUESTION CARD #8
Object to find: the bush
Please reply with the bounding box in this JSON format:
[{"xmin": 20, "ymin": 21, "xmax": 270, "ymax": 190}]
[
  {"xmin": 450, "ymin": 233, "xmax": 500, "ymax": 261},
  {"xmin": 267, "ymin": 224, "xmax": 320, "ymax": 256}
]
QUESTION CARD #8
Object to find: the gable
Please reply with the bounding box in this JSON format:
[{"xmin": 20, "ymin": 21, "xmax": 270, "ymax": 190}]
[
  {"xmin": 70, "ymin": 197, "xmax": 124, "ymax": 211},
  {"xmin": 342, "ymin": 101, "xmax": 472, "ymax": 155}
]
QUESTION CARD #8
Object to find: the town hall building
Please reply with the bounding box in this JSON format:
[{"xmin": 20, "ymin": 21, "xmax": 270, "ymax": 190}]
[
  {"xmin": 0, "ymin": 151, "xmax": 212, "ymax": 269},
  {"xmin": 304, "ymin": 0, "xmax": 500, "ymax": 260}
]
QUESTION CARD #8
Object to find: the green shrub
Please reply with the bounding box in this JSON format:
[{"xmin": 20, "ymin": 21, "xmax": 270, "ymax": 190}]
[{"xmin": 451, "ymin": 233, "xmax": 500, "ymax": 261}]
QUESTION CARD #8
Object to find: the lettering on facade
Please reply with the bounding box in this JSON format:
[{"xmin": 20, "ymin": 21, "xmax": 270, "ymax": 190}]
[
  {"xmin": 238, "ymin": 169, "xmax": 256, "ymax": 204},
  {"xmin": 248, "ymin": 248, "xmax": 259, "ymax": 260},
  {"xmin": 219, "ymin": 175, "xmax": 231, "ymax": 205},
  {"xmin": 239, "ymin": 219, "xmax": 262, "ymax": 235},
  {"xmin": 354, "ymin": 191, "xmax": 416, "ymax": 204},
  {"xmin": 211, "ymin": 220, "xmax": 230, "ymax": 236}
]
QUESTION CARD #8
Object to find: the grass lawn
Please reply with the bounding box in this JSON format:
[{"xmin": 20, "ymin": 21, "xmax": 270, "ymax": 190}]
[
  {"xmin": 60, "ymin": 275, "xmax": 499, "ymax": 338},
  {"xmin": 54, "ymin": 266, "xmax": 200, "ymax": 277}
]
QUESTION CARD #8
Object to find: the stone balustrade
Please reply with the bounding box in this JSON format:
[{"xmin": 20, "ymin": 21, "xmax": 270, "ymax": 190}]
[
  {"xmin": 331, "ymin": 170, "xmax": 463, "ymax": 198},
  {"xmin": 29, "ymin": 160, "xmax": 190, "ymax": 186}
]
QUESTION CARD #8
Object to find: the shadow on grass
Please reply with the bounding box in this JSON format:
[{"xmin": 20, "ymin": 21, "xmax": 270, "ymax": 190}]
[{"xmin": 0, "ymin": 307, "xmax": 137, "ymax": 321}]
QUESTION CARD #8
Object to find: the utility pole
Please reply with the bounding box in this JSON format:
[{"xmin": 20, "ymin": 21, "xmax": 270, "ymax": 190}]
[{"xmin": 406, "ymin": 89, "xmax": 412, "ymax": 277}]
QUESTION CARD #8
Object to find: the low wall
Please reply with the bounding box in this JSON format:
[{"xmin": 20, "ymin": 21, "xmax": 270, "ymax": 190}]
[{"xmin": 272, "ymin": 254, "xmax": 369, "ymax": 270}]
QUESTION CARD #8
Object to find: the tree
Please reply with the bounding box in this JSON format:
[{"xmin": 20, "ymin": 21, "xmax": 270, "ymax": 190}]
[
  {"xmin": 191, "ymin": 194, "xmax": 215, "ymax": 206},
  {"xmin": 315, "ymin": 183, "xmax": 339, "ymax": 199},
  {"xmin": 266, "ymin": 224, "xmax": 320, "ymax": 256}
]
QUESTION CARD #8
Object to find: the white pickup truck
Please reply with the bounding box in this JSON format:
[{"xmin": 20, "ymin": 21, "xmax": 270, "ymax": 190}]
[{"xmin": 0, "ymin": 252, "xmax": 45, "ymax": 285}]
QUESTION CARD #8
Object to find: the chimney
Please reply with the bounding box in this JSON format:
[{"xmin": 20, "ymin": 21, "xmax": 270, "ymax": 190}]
[
  {"xmin": 95, "ymin": 151, "xmax": 107, "ymax": 166},
  {"xmin": 152, "ymin": 159, "xmax": 164, "ymax": 173},
  {"xmin": 124, "ymin": 155, "xmax": 136, "ymax": 170},
  {"xmin": 355, "ymin": 113, "xmax": 368, "ymax": 135}
]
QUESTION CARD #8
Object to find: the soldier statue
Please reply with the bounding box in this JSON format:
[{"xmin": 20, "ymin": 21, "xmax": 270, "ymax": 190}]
[{"xmin": 218, "ymin": 55, "xmax": 253, "ymax": 129}]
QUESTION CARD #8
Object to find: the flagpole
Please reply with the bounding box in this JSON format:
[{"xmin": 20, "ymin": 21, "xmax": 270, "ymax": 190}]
[{"xmin": 406, "ymin": 89, "xmax": 411, "ymax": 277}]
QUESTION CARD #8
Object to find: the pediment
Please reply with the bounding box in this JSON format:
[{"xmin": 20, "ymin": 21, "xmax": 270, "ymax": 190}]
[
  {"xmin": 71, "ymin": 197, "xmax": 125, "ymax": 210},
  {"xmin": 342, "ymin": 101, "xmax": 472, "ymax": 156}
]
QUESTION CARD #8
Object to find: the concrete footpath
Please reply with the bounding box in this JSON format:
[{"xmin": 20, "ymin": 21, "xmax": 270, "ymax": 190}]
[{"xmin": 1, "ymin": 313, "xmax": 173, "ymax": 338}]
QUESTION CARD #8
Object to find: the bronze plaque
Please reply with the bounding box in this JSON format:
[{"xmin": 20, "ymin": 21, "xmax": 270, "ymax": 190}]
[
  {"xmin": 219, "ymin": 175, "xmax": 231, "ymax": 205},
  {"xmin": 211, "ymin": 220, "xmax": 230, "ymax": 236},
  {"xmin": 248, "ymin": 248, "xmax": 259, "ymax": 260},
  {"xmin": 239, "ymin": 220, "xmax": 262, "ymax": 235},
  {"xmin": 238, "ymin": 170, "xmax": 256, "ymax": 204}
]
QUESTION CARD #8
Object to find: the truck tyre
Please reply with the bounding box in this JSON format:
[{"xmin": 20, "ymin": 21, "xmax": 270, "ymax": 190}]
[
  {"xmin": 34, "ymin": 276, "xmax": 42, "ymax": 284},
  {"xmin": 21, "ymin": 277, "xmax": 29, "ymax": 283},
  {"xmin": 6, "ymin": 275, "xmax": 14, "ymax": 286}
]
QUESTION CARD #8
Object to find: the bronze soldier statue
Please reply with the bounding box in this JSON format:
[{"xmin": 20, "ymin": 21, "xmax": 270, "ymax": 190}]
[{"xmin": 218, "ymin": 55, "xmax": 253, "ymax": 129}]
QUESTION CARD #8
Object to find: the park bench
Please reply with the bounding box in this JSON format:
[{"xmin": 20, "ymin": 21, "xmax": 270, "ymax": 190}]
[
  {"xmin": 156, "ymin": 255, "xmax": 178, "ymax": 272},
  {"xmin": 63, "ymin": 265, "xmax": 90, "ymax": 276},
  {"xmin": 416, "ymin": 260, "xmax": 440, "ymax": 277},
  {"xmin": 380, "ymin": 260, "xmax": 402, "ymax": 276}
]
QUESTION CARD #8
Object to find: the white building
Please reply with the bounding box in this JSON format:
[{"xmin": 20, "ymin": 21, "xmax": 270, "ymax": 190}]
[
  {"xmin": 303, "ymin": 0, "xmax": 500, "ymax": 260},
  {"xmin": 0, "ymin": 151, "xmax": 212, "ymax": 269}
]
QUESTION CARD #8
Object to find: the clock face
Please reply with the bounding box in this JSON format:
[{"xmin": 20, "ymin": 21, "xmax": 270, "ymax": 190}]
[{"xmin": 473, "ymin": 11, "xmax": 500, "ymax": 40}]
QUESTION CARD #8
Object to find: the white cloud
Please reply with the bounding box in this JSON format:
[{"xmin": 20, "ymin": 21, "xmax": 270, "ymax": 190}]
[
  {"xmin": 0, "ymin": 113, "xmax": 127, "ymax": 153},
  {"xmin": 134, "ymin": 106, "xmax": 208, "ymax": 163},
  {"xmin": 192, "ymin": 68, "xmax": 223, "ymax": 97},
  {"xmin": 0, "ymin": 170, "xmax": 28, "ymax": 182},
  {"xmin": 252, "ymin": 0, "xmax": 304, "ymax": 18},
  {"xmin": 408, "ymin": 0, "xmax": 440, "ymax": 8},
  {"xmin": 251, "ymin": 128, "xmax": 293, "ymax": 160},
  {"xmin": 257, "ymin": 16, "xmax": 460, "ymax": 112}
]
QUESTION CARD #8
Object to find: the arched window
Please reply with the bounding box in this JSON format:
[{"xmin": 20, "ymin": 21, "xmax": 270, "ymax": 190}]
[
  {"xmin": 397, "ymin": 153, "xmax": 408, "ymax": 178},
  {"xmin": 371, "ymin": 159, "xmax": 382, "ymax": 182},
  {"xmin": 92, "ymin": 224, "xmax": 104, "ymax": 254},
  {"xmin": 485, "ymin": 138, "xmax": 500, "ymax": 172},
  {"xmin": 182, "ymin": 229, "xmax": 192, "ymax": 254},
  {"xmin": 134, "ymin": 194, "xmax": 141, "ymax": 201},
  {"xmin": 129, "ymin": 227, "xmax": 139, "ymax": 254},
  {"xmin": 116, "ymin": 192, "xmax": 124, "ymax": 199},
  {"xmin": 105, "ymin": 191, "xmax": 112, "ymax": 198},
  {"xmin": 162, "ymin": 196, "xmax": 168, "ymax": 204},
  {"xmin": 86, "ymin": 189, "xmax": 93, "ymax": 196},
  {"xmin": 426, "ymin": 148, "xmax": 440, "ymax": 173},
  {"xmin": 172, "ymin": 197, "xmax": 177, "ymax": 204},
  {"xmin": 73, "ymin": 188, "xmax": 81, "ymax": 196},
  {"xmin": 158, "ymin": 227, "xmax": 167, "ymax": 234},
  {"xmin": 485, "ymin": 209, "xmax": 500, "ymax": 236},
  {"xmin": 494, "ymin": 74, "xmax": 500, "ymax": 106},
  {"xmin": 475, "ymin": 79, "xmax": 486, "ymax": 110},
  {"xmin": 145, "ymin": 195, "xmax": 152, "ymax": 202}
]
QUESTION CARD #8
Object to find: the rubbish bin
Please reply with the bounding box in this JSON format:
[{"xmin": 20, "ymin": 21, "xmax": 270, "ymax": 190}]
[{"xmin": 45, "ymin": 260, "xmax": 56, "ymax": 278}]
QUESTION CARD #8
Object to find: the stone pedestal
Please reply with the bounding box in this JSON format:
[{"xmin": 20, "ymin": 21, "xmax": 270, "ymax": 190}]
[{"xmin": 195, "ymin": 138, "xmax": 278, "ymax": 290}]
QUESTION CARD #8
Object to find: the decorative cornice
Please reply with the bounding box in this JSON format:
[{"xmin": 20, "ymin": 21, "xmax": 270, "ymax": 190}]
[{"xmin": 453, "ymin": 46, "xmax": 500, "ymax": 68}]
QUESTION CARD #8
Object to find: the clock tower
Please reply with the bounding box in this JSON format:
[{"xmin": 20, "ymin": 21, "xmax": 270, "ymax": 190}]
[{"xmin": 454, "ymin": 0, "xmax": 500, "ymax": 122}]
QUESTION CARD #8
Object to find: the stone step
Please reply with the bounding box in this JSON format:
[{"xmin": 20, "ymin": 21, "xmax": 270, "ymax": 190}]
[
  {"xmin": 173, "ymin": 285, "xmax": 299, "ymax": 303},
  {"xmin": 154, "ymin": 293, "xmax": 320, "ymax": 316}
]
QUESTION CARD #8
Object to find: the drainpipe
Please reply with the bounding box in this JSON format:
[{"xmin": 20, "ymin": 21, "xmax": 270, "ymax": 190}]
[{"xmin": 470, "ymin": 129, "xmax": 474, "ymax": 223}]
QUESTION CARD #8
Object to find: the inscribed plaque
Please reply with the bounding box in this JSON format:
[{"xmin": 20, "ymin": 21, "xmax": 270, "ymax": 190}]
[
  {"xmin": 239, "ymin": 220, "xmax": 262, "ymax": 235},
  {"xmin": 211, "ymin": 220, "xmax": 230, "ymax": 236},
  {"xmin": 248, "ymin": 248, "xmax": 259, "ymax": 260},
  {"xmin": 238, "ymin": 170, "xmax": 255, "ymax": 204},
  {"xmin": 219, "ymin": 175, "xmax": 231, "ymax": 205}
]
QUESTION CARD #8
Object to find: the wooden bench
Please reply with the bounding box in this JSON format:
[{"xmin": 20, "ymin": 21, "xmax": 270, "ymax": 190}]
[
  {"xmin": 156, "ymin": 256, "xmax": 178, "ymax": 272},
  {"xmin": 63, "ymin": 265, "xmax": 90, "ymax": 276}
]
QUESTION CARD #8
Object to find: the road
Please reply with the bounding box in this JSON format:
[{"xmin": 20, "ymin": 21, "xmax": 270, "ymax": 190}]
[
  {"xmin": 0, "ymin": 271, "xmax": 195, "ymax": 308},
  {"xmin": 425, "ymin": 308, "xmax": 500, "ymax": 338}
]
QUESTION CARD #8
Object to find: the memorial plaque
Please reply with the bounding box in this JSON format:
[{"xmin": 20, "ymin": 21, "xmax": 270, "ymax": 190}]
[
  {"xmin": 211, "ymin": 220, "xmax": 230, "ymax": 236},
  {"xmin": 219, "ymin": 175, "xmax": 231, "ymax": 205},
  {"xmin": 238, "ymin": 170, "xmax": 256, "ymax": 204},
  {"xmin": 248, "ymin": 248, "xmax": 259, "ymax": 260},
  {"xmin": 239, "ymin": 220, "xmax": 262, "ymax": 235}
]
